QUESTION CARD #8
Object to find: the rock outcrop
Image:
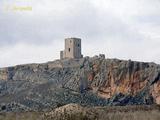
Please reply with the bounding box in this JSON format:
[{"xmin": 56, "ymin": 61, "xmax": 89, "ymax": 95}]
[
  {"xmin": 44, "ymin": 103, "xmax": 97, "ymax": 120},
  {"xmin": 0, "ymin": 55, "xmax": 160, "ymax": 111}
]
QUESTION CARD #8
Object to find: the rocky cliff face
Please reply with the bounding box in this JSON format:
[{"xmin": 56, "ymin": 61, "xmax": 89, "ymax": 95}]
[{"xmin": 0, "ymin": 56, "xmax": 160, "ymax": 111}]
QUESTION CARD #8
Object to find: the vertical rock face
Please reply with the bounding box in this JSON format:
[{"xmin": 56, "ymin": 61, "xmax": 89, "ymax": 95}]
[
  {"xmin": 151, "ymin": 81, "xmax": 160, "ymax": 104},
  {"xmin": 0, "ymin": 56, "xmax": 160, "ymax": 111},
  {"xmin": 79, "ymin": 57, "xmax": 160, "ymax": 105},
  {"xmin": 62, "ymin": 56, "xmax": 160, "ymax": 105}
]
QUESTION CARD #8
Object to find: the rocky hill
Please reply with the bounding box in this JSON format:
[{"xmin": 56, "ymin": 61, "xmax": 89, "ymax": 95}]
[{"xmin": 0, "ymin": 55, "xmax": 160, "ymax": 112}]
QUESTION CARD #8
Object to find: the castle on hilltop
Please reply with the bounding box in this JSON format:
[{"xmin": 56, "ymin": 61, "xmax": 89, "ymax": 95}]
[{"xmin": 60, "ymin": 38, "xmax": 83, "ymax": 59}]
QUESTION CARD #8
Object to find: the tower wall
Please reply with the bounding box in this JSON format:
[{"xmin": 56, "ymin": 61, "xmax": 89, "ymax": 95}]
[
  {"xmin": 65, "ymin": 38, "xmax": 74, "ymax": 58},
  {"xmin": 60, "ymin": 38, "xmax": 83, "ymax": 59},
  {"xmin": 73, "ymin": 38, "xmax": 82, "ymax": 58},
  {"xmin": 60, "ymin": 51, "xmax": 64, "ymax": 59}
]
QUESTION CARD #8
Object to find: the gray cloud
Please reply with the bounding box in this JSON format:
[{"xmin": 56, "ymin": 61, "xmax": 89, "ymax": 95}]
[
  {"xmin": 0, "ymin": 0, "xmax": 146, "ymax": 45},
  {"xmin": 0, "ymin": 0, "xmax": 160, "ymax": 67}
]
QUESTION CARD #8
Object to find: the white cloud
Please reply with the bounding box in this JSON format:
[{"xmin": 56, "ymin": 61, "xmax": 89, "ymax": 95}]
[
  {"xmin": 0, "ymin": 0, "xmax": 160, "ymax": 67},
  {"xmin": 0, "ymin": 40, "xmax": 64, "ymax": 67}
]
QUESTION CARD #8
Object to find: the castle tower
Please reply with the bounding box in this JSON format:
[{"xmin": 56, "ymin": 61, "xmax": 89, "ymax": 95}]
[{"xmin": 60, "ymin": 38, "xmax": 83, "ymax": 59}]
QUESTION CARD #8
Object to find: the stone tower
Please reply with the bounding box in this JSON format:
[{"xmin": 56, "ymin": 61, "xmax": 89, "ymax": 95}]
[{"xmin": 60, "ymin": 38, "xmax": 83, "ymax": 59}]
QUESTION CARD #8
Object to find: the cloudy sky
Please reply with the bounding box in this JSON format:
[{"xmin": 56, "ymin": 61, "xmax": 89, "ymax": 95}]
[{"xmin": 0, "ymin": 0, "xmax": 160, "ymax": 67}]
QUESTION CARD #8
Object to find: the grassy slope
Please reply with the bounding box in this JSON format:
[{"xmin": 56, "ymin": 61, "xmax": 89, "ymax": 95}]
[
  {"xmin": 0, "ymin": 105, "xmax": 160, "ymax": 120},
  {"xmin": 0, "ymin": 112, "xmax": 43, "ymax": 120}
]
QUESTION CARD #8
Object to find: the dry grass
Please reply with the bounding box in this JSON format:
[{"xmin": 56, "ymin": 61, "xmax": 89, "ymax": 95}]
[
  {"xmin": 98, "ymin": 110, "xmax": 160, "ymax": 120},
  {"xmin": 44, "ymin": 104, "xmax": 160, "ymax": 120},
  {"xmin": 0, "ymin": 105, "xmax": 160, "ymax": 120},
  {"xmin": 0, "ymin": 112, "xmax": 43, "ymax": 120},
  {"xmin": 96, "ymin": 105, "xmax": 160, "ymax": 120}
]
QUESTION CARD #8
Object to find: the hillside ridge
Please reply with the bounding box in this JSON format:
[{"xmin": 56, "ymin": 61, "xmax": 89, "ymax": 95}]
[{"xmin": 0, "ymin": 55, "xmax": 160, "ymax": 112}]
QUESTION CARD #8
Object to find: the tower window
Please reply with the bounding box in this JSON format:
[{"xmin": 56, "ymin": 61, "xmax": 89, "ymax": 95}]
[
  {"xmin": 78, "ymin": 44, "xmax": 80, "ymax": 47},
  {"xmin": 68, "ymin": 48, "xmax": 70, "ymax": 52}
]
